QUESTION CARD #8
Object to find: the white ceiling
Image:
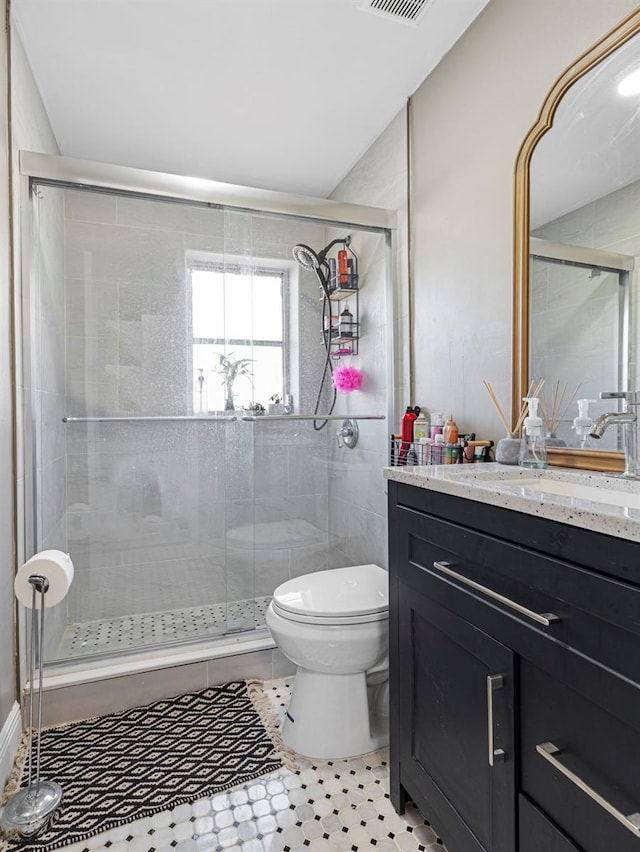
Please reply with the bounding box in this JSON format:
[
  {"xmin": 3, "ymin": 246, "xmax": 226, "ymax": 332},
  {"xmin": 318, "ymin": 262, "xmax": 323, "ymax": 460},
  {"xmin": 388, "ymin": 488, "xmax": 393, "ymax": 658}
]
[{"xmin": 12, "ymin": 0, "xmax": 489, "ymax": 198}]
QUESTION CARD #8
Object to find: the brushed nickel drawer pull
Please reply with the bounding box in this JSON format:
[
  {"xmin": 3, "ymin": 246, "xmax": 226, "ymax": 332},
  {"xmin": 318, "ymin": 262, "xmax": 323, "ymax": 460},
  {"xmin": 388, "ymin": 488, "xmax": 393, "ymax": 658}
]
[
  {"xmin": 432, "ymin": 561, "xmax": 560, "ymax": 626},
  {"xmin": 487, "ymin": 675, "xmax": 505, "ymax": 767},
  {"xmin": 537, "ymin": 742, "xmax": 640, "ymax": 837}
]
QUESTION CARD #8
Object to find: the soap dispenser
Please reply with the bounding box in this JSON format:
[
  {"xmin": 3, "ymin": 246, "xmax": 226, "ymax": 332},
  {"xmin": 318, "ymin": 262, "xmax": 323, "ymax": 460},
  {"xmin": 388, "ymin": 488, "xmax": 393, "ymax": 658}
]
[
  {"xmin": 573, "ymin": 398, "xmax": 596, "ymax": 449},
  {"xmin": 518, "ymin": 396, "xmax": 548, "ymax": 469}
]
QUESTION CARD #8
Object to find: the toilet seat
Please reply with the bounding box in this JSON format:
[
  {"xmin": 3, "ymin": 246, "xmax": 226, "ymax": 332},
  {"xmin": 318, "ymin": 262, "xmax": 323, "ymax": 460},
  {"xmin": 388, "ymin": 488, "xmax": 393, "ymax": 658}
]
[
  {"xmin": 271, "ymin": 563, "xmax": 388, "ymax": 625},
  {"xmin": 270, "ymin": 598, "xmax": 387, "ymax": 625}
]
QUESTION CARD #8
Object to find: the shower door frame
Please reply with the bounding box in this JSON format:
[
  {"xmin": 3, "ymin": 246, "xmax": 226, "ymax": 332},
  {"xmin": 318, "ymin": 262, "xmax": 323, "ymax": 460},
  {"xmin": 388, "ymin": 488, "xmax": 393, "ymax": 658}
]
[{"xmin": 17, "ymin": 150, "xmax": 398, "ymax": 670}]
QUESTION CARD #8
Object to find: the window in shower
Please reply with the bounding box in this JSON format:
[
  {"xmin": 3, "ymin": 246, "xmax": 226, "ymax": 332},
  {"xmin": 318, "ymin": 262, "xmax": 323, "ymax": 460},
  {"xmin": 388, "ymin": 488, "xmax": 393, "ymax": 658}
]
[{"xmin": 190, "ymin": 261, "xmax": 288, "ymax": 412}]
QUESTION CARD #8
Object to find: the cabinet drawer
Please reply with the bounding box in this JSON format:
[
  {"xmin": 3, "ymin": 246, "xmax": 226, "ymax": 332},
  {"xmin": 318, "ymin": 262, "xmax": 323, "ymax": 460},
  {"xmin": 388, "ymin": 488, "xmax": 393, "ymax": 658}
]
[
  {"xmin": 519, "ymin": 795, "xmax": 582, "ymax": 852},
  {"xmin": 397, "ymin": 504, "xmax": 640, "ymax": 686},
  {"xmin": 520, "ymin": 659, "xmax": 640, "ymax": 852}
]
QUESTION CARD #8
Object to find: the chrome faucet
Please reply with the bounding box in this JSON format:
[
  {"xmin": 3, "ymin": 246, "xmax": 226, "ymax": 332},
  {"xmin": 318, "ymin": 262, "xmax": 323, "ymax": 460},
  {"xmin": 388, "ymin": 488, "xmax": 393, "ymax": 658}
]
[{"xmin": 590, "ymin": 391, "xmax": 640, "ymax": 479}]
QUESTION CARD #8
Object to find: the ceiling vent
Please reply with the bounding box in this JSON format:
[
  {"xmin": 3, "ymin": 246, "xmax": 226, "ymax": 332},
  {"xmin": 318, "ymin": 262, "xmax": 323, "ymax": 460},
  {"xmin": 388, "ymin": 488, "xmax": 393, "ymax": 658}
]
[{"xmin": 361, "ymin": 0, "xmax": 432, "ymax": 26}]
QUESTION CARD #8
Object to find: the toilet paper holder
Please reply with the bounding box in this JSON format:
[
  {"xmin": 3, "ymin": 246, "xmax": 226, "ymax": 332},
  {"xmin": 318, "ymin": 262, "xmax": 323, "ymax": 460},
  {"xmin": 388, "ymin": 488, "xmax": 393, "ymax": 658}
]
[{"xmin": 1, "ymin": 574, "xmax": 63, "ymax": 838}]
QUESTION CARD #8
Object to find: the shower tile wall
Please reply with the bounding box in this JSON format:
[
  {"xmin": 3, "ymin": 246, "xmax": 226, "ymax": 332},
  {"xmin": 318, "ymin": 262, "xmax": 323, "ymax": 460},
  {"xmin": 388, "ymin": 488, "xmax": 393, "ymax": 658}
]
[
  {"xmin": 529, "ymin": 259, "xmax": 621, "ymax": 447},
  {"xmin": 327, "ymin": 109, "xmax": 407, "ymax": 571},
  {"xmin": 248, "ymin": 420, "xmax": 329, "ymax": 588},
  {"xmin": 326, "ymin": 231, "xmax": 389, "ymax": 571}
]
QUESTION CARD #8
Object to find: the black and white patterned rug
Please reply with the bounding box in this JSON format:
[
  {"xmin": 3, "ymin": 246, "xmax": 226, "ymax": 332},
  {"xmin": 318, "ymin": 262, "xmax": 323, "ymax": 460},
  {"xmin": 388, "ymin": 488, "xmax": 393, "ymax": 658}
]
[{"xmin": 1, "ymin": 681, "xmax": 287, "ymax": 852}]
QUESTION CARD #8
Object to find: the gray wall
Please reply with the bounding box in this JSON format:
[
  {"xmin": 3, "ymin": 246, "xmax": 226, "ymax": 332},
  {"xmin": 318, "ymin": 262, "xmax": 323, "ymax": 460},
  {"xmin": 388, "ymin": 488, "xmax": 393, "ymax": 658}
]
[
  {"xmin": 0, "ymin": 20, "xmax": 61, "ymax": 751},
  {"xmin": 409, "ymin": 0, "xmax": 637, "ymax": 441}
]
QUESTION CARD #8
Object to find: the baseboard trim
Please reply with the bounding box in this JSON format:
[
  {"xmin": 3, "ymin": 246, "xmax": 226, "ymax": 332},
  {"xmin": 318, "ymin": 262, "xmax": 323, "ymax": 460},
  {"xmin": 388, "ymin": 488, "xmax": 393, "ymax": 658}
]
[{"xmin": 0, "ymin": 702, "xmax": 23, "ymax": 792}]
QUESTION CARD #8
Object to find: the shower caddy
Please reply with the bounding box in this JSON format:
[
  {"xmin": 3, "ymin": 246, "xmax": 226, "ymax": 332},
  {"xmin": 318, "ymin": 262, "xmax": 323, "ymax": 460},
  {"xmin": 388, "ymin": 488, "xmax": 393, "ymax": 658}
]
[{"xmin": 322, "ymin": 244, "xmax": 359, "ymax": 358}]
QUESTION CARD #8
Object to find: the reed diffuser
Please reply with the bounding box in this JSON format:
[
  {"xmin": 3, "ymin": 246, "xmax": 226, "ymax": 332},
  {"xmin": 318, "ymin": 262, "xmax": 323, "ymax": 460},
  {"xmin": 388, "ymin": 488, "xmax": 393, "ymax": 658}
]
[
  {"xmin": 539, "ymin": 380, "xmax": 582, "ymax": 446},
  {"xmin": 483, "ymin": 378, "xmax": 545, "ymax": 464}
]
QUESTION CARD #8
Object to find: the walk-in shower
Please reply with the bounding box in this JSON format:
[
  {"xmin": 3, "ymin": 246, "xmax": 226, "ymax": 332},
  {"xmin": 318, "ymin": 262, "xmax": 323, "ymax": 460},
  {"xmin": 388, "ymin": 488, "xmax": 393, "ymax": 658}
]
[{"xmin": 20, "ymin": 153, "xmax": 394, "ymax": 670}]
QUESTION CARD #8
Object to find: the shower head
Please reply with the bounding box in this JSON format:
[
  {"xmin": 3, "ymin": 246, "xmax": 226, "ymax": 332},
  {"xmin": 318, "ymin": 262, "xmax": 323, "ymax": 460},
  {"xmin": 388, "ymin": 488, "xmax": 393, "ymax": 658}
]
[{"xmin": 292, "ymin": 244, "xmax": 321, "ymax": 271}]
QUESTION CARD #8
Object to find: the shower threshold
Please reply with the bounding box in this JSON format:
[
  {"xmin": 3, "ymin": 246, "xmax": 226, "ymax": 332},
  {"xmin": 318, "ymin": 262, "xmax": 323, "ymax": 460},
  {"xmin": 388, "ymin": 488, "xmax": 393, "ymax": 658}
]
[{"xmin": 53, "ymin": 596, "xmax": 272, "ymax": 662}]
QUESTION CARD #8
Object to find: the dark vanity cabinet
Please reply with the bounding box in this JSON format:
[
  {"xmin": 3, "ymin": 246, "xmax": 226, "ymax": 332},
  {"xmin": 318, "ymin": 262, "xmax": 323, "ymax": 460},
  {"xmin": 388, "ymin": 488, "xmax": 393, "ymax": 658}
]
[{"xmin": 388, "ymin": 479, "xmax": 640, "ymax": 852}]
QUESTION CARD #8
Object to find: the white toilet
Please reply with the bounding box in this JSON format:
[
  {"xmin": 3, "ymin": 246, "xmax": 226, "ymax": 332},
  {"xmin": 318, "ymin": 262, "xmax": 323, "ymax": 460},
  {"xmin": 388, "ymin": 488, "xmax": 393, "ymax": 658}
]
[{"xmin": 266, "ymin": 563, "xmax": 389, "ymax": 759}]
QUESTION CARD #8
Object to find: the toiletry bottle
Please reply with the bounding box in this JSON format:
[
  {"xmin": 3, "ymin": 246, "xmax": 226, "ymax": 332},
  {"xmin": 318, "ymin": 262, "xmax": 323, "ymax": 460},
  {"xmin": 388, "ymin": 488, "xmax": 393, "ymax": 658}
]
[
  {"xmin": 519, "ymin": 397, "xmax": 548, "ymax": 469},
  {"xmin": 328, "ymin": 258, "xmax": 337, "ymax": 292},
  {"xmin": 413, "ymin": 409, "xmax": 429, "ymax": 442},
  {"xmin": 339, "ymin": 304, "xmax": 353, "ymax": 338},
  {"xmin": 572, "ymin": 398, "xmax": 596, "ymax": 449},
  {"xmin": 346, "ymin": 258, "xmax": 354, "ymax": 288},
  {"xmin": 337, "ymin": 249, "xmax": 348, "ymax": 286},
  {"xmin": 433, "ymin": 432, "xmax": 445, "ymax": 464},
  {"xmin": 399, "ymin": 406, "xmax": 418, "ymax": 463},
  {"xmin": 430, "ymin": 412, "xmax": 445, "ymax": 440},
  {"xmin": 443, "ymin": 414, "xmax": 459, "ymax": 444}
]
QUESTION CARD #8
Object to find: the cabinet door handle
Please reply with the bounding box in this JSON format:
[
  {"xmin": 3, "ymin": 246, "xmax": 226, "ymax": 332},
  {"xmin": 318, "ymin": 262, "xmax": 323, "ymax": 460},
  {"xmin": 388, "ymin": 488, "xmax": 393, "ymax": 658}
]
[
  {"xmin": 432, "ymin": 561, "xmax": 560, "ymax": 626},
  {"xmin": 487, "ymin": 674, "xmax": 505, "ymax": 767},
  {"xmin": 537, "ymin": 742, "xmax": 640, "ymax": 837}
]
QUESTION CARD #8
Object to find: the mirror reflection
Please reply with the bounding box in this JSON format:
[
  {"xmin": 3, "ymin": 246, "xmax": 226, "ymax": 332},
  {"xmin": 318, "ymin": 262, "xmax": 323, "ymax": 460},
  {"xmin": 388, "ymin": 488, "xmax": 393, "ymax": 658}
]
[{"xmin": 528, "ymin": 25, "xmax": 640, "ymax": 453}]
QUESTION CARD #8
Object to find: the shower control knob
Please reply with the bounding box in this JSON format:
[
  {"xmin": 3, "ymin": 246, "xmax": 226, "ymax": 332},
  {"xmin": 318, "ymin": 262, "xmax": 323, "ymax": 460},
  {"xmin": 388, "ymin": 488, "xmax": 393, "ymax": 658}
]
[{"xmin": 337, "ymin": 418, "xmax": 359, "ymax": 449}]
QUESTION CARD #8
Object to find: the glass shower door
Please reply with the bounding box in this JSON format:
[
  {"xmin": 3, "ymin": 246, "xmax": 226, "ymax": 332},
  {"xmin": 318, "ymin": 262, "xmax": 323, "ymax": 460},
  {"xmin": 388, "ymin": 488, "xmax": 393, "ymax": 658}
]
[
  {"xmin": 529, "ymin": 253, "xmax": 628, "ymax": 449},
  {"xmin": 25, "ymin": 171, "xmax": 391, "ymax": 667},
  {"xmin": 28, "ymin": 184, "xmax": 267, "ymax": 663}
]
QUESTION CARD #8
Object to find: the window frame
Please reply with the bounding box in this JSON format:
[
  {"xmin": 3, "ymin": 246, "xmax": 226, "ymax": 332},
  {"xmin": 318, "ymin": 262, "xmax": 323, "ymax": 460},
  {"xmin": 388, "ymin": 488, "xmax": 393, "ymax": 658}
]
[{"xmin": 188, "ymin": 257, "xmax": 290, "ymax": 411}]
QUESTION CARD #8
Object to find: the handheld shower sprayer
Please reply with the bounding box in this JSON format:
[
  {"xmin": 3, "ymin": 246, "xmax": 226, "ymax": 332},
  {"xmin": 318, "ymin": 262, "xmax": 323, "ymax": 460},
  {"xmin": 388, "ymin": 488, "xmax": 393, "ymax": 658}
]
[{"xmin": 291, "ymin": 244, "xmax": 321, "ymax": 272}]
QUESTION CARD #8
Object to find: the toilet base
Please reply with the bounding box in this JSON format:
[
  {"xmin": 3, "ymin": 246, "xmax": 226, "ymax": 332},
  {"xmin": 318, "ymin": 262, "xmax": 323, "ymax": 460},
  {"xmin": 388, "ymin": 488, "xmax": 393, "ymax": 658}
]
[{"xmin": 282, "ymin": 668, "xmax": 389, "ymax": 759}]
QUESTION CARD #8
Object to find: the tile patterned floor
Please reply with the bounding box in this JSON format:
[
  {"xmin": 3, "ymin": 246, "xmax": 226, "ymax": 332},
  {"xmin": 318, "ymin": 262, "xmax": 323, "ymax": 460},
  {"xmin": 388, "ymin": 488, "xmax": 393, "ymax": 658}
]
[
  {"xmin": 56, "ymin": 598, "xmax": 272, "ymax": 659},
  {"xmin": 19, "ymin": 680, "xmax": 449, "ymax": 852}
]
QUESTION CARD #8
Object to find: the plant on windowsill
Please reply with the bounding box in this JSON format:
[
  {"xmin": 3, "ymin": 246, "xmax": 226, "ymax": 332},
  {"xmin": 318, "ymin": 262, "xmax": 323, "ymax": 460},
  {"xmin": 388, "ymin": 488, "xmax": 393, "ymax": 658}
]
[
  {"xmin": 268, "ymin": 393, "xmax": 285, "ymax": 415},
  {"xmin": 213, "ymin": 352, "xmax": 254, "ymax": 411},
  {"xmin": 247, "ymin": 402, "xmax": 265, "ymax": 416}
]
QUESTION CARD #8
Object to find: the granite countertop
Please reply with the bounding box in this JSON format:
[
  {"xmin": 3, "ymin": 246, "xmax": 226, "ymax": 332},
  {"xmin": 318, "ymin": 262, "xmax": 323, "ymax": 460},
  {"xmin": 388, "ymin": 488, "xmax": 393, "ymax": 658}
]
[{"xmin": 384, "ymin": 462, "xmax": 640, "ymax": 542}]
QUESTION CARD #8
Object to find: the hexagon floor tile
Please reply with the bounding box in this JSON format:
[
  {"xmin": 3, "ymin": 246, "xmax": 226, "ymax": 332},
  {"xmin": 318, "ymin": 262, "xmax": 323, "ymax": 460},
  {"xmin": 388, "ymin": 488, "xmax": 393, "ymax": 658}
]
[{"xmin": 31, "ymin": 679, "xmax": 450, "ymax": 852}]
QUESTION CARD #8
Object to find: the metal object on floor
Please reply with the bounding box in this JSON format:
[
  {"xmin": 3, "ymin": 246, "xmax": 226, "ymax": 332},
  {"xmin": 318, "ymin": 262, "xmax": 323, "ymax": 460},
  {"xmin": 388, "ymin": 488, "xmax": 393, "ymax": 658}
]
[{"xmin": 1, "ymin": 575, "xmax": 63, "ymax": 838}]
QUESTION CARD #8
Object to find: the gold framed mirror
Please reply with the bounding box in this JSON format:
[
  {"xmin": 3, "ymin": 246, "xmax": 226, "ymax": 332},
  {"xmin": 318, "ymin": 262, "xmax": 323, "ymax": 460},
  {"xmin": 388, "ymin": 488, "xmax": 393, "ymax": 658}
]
[{"xmin": 513, "ymin": 8, "xmax": 640, "ymax": 473}]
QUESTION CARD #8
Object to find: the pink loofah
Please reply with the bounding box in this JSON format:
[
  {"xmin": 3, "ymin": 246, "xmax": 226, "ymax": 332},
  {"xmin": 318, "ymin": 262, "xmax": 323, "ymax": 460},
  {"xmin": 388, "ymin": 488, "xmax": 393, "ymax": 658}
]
[{"xmin": 332, "ymin": 365, "xmax": 363, "ymax": 393}]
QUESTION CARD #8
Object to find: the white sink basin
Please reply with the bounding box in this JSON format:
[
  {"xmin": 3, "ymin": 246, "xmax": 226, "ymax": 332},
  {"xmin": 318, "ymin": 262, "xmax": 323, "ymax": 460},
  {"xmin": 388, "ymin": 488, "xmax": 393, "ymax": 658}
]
[
  {"xmin": 506, "ymin": 477, "xmax": 640, "ymax": 510},
  {"xmin": 461, "ymin": 468, "xmax": 640, "ymax": 511}
]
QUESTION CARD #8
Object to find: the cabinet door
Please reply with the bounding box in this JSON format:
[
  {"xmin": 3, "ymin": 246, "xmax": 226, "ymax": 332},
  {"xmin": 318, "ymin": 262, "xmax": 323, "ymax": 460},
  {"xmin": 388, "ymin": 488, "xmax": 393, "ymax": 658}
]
[{"xmin": 396, "ymin": 578, "xmax": 515, "ymax": 852}]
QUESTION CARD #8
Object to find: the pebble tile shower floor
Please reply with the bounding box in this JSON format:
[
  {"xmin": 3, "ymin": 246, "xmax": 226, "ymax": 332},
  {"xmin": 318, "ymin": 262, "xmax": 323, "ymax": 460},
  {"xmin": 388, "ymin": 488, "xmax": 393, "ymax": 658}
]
[
  {"xmin": 57, "ymin": 598, "xmax": 272, "ymax": 659},
  {"xmin": 38, "ymin": 679, "xmax": 449, "ymax": 852}
]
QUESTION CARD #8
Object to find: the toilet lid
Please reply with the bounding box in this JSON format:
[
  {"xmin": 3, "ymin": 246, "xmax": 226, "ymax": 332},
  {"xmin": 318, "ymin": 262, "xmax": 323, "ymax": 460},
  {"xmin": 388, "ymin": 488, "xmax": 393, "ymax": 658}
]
[{"xmin": 272, "ymin": 564, "xmax": 388, "ymax": 620}]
